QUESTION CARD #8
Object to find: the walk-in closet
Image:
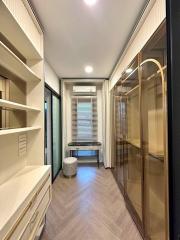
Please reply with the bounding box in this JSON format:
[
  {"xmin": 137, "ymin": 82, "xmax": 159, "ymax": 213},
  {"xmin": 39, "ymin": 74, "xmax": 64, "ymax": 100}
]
[{"xmin": 112, "ymin": 22, "xmax": 168, "ymax": 240}]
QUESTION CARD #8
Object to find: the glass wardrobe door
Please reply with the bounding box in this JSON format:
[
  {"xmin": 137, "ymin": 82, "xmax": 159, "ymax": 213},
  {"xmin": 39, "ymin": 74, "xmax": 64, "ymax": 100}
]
[
  {"xmin": 52, "ymin": 95, "xmax": 61, "ymax": 179},
  {"xmin": 119, "ymin": 96, "xmax": 125, "ymax": 188},
  {"xmin": 123, "ymin": 68, "xmax": 142, "ymax": 220},
  {"xmin": 112, "ymin": 92, "xmax": 117, "ymax": 177},
  {"xmin": 114, "ymin": 95, "xmax": 119, "ymax": 179},
  {"xmin": 115, "ymin": 95, "xmax": 124, "ymax": 188},
  {"xmin": 141, "ymin": 60, "xmax": 166, "ymax": 240},
  {"xmin": 45, "ymin": 87, "xmax": 52, "ymax": 166}
]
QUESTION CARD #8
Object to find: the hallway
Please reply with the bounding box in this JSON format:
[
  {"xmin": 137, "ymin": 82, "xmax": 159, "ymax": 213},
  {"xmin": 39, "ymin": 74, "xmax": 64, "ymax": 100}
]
[{"xmin": 41, "ymin": 165, "xmax": 142, "ymax": 240}]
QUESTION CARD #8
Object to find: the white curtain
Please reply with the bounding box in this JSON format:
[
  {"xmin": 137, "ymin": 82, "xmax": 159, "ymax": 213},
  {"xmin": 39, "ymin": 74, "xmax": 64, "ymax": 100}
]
[{"xmin": 102, "ymin": 80, "xmax": 112, "ymax": 168}]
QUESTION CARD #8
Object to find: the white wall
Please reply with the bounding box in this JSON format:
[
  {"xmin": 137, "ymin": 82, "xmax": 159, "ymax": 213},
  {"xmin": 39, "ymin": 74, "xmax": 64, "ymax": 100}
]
[
  {"xmin": 44, "ymin": 61, "xmax": 60, "ymax": 94},
  {"xmin": 110, "ymin": 0, "xmax": 166, "ymax": 89}
]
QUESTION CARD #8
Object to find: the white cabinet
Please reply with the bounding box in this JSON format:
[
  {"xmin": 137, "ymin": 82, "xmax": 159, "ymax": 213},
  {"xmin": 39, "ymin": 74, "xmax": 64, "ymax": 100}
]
[
  {"xmin": 0, "ymin": 0, "xmax": 45, "ymax": 182},
  {"xmin": 0, "ymin": 166, "xmax": 51, "ymax": 240},
  {"xmin": 0, "ymin": 1, "xmax": 51, "ymax": 240}
]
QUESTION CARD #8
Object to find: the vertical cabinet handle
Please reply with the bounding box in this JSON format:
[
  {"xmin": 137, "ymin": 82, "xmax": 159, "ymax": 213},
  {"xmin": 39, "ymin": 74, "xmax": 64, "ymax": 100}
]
[
  {"xmin": 30, "ymin": 211, "xmax": 39, "ymax": 231},
  {"xmin": 29, "ymin": 193, "xmax": 38, "ymax": 209}
]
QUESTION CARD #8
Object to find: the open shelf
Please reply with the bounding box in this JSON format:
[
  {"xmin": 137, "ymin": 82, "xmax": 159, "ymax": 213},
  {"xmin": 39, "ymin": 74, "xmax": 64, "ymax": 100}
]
[
  {"xmin": 148, "ymin": 146, "xmax": 164, "ymax": 159},
  {"xmin": 127, "ymin": 138, "xmax": 140, "ymax": 148},
  {"xmin": 0, "ymin": 126, "xmax": 41, "ymax": 136},
  {"xmin": 149, "ymin": 152, "xmax": 164, "ymax": 162},
  {"xmin": 125, "ymin": 85, "xmax": 139, "ymax": 96},
  {"xmin": 0, "ymin": 99, "xmax": 40, "ymax": 112},
  {"xmin": 0, "ymin": 2, "xmax": 46, "ymax": 239},
  {"xmin": 0, "ymin": 41, "xmax": 41, "ymax": 83},
  {"xmin": 0, "ymin": 1, "xmax": 42, "ymax": 60}
]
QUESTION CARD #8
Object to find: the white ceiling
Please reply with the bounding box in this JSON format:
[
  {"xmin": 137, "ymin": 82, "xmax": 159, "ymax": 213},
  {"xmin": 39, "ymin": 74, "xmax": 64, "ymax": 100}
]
[{"xmin": 30, "ymin": 0, "xmax": 148, "ymax": 79}]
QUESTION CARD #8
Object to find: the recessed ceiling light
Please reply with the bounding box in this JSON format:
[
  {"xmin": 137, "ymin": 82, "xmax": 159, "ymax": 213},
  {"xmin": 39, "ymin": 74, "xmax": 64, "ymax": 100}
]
[
  {"xmin": 126, "ymin": 68, "xmax": 133, "ymax": 74},
  {"xmin": 85, "ymin": 65, "xmax": 93, "ymax": 73},
  {"xmin": 84, "ymin": 0, "xmax": 97, "ymax": 6}
]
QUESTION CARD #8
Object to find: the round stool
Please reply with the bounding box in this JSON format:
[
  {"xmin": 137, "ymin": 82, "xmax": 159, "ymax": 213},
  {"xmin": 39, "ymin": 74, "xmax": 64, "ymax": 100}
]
[{"xmin": 63, "ymin": 157, "xmax": 77, "ymax": 177}]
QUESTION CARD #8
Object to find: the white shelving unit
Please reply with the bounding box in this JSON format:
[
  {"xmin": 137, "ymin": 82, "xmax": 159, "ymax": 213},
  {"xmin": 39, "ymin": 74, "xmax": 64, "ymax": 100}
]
[
  {"xmin": 0, "ymin": 0, "xmax": 44, "ymax": 165},
  {"xmin": 0, "ymin": 126, "xmax": 41, "ymax": 136},
  {"xmin": 0, "ymin": 166, "xmax": 51, "ymax": 240},
  {"xmin": 0, "ymin": 99, "xmax": 40, "ymax": 112},
  {"xmin": 0, "ymin": 166, "xmax": 50, "ymax": 237},
  {"xmin": 0, "ymin": 41, "xmax": 41, "ymax": 83},
  {"xmin": 0, "ymin": 1, "xmax": 48, "ymax": 239}
]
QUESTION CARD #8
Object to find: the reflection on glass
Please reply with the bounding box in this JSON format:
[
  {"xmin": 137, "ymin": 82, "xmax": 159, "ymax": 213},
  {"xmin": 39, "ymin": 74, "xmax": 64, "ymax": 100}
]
[
  {"xmin": 45, "ymin": 87, "xmax": 52, "ymax": 166},
  {"xmin": 114, "ymin": 95, "xmax": 125, "ymax": 187},
  {"xmin": 141, "ymin": 61, "xmax": 166, "ymax": 240},
  {"xmin": 123, "ymin": 68, "xmax": 142, "ymax": 220},
  {"xmin": 52, "ymin": 95, "xmax": 61, "ymax": 179}
]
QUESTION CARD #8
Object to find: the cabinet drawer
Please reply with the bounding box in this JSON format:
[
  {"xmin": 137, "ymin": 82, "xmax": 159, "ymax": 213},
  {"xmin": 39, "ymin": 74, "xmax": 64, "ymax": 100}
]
[
  {"xmin": 20, "ymin": 187, "xmax": 51, "ymax": 240},
  {"xmin": 5, "ymin": 174, "xmax": 51, "ymax": 240},
  {"xmin": 19, "ymin": 226, "xmax": 30, "ymax": 240},
  {"xmin": 29, "ymin": 175, "xmax": 51, "ymax": 216}
]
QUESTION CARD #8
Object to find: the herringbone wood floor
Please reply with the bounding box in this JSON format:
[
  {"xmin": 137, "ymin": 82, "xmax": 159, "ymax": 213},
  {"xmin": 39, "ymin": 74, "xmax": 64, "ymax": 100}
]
[{"xmin": 41, "ymin": 164, "xmax": 142, "ymax": 240}]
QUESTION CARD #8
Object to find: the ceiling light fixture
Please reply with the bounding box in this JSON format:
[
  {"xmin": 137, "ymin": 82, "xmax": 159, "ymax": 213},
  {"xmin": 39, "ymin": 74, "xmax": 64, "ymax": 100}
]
[
  {"xmin": 126, "ymin": 68, "xmax": 133, "ymax": 74},
  {"xmin": 85, "ymin": 65, "xmax": 93, "ymax": 73},
  {"xmin": 84, "ymin": 0, "xmax": 97, "ymax": 6}
]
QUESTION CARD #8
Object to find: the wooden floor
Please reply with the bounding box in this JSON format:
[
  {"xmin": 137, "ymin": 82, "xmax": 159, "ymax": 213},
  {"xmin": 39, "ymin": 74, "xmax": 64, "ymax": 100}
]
[{"xmin": 41, "ymin": 164, "xmax": 142, "ymax": 240}]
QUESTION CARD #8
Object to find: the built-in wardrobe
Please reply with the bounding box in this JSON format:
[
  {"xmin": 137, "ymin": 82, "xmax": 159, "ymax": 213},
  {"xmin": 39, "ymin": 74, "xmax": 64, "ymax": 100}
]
[
  {"xmin": 112, "ymin": 22, "xmax": 168, "ymax": 240},
  {"xmin": 0, "ymin": 1, "xmax": 51, "ymax": 239}
]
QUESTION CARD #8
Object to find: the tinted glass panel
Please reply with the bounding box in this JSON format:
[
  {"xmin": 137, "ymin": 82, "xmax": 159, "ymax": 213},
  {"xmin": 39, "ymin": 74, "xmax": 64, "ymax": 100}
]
[
  {"xmin": 141, "ymin": 60, "xmax": 166, "ymax": 240},
  {"xmin": 52, "ymin": 95, "xmax": 61, "ymax": 178},
  {"xmin": 123, "ymin": 68, "xmax": 142, "ymax": 220}
]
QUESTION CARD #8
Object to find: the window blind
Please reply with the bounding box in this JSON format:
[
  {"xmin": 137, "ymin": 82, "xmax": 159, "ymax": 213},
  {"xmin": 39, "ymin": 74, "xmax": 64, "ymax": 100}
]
[{"xmin": 72, "ymin": 97, "xmax": 97, "ymax": 142}]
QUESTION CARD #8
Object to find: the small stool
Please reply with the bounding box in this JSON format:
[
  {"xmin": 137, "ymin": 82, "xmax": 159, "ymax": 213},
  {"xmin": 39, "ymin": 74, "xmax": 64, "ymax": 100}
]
[{"xmin": 63, "ymin": 157, "xmax": 77, "ymax": 177}]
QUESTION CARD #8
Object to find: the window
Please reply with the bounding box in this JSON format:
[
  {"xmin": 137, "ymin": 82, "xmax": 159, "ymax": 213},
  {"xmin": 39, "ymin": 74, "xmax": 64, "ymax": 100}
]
[{"xmin": 72, "ymin": 97, "xmax": 97, "ymax": 142}]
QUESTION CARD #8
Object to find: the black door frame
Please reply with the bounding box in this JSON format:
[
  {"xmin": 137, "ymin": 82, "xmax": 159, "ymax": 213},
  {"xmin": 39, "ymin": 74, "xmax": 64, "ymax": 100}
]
[
  {"xmin": 45, "ymin": 83, "xmax": 62, "ymax": 182},
  {"xmin": 166, "ymin": 0, "xmax": 180, "ymax": 239}
]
